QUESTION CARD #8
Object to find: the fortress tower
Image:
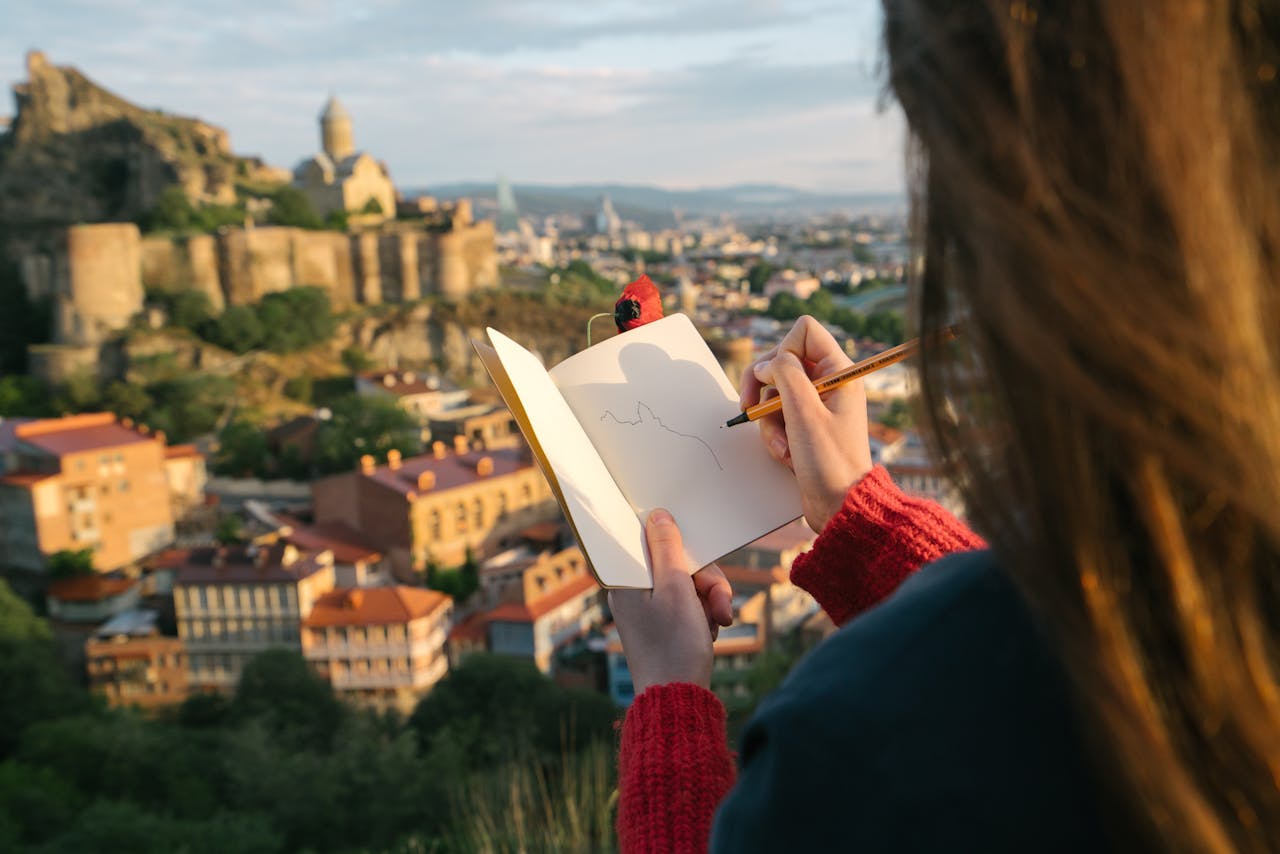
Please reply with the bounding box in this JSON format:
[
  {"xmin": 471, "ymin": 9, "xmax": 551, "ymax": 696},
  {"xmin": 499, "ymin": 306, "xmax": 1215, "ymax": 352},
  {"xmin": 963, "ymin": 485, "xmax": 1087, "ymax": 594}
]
[{"xmin": 320, "ymin": 95, "xmax": 355, "ymax": 162}]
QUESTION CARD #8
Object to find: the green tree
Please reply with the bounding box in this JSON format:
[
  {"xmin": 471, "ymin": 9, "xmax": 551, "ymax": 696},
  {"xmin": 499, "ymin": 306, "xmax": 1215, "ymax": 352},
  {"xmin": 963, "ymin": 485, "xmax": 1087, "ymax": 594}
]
[
  {"xmin": 230, "ymin": 649, "xmax": 344, "ymax": 747},
  {"xmin": 145, "ymin": 375, "xmax": 234, "ymax": 442},
  {"xmin": 213, "ymin": 420, "xmax": 271, "ymax": 477},
  {"xmin": 766, "ymin": 292, "xmax": 806, "ymax": 321},
  {"xmin": 46, "ymin": 548, "xmax": 95, "ymax": 579},
  {"xmin": 53, "ymin": 369, "xmax": 104, "ymax": 413},
  {"xmin": 879, "ymin": 397, "xmax": 916, "ymax": 430},
  {"xmin": 267, "ymin": 186, "xmax": 323, "ymax": 230},
  {"xmin": 747, "ymin": 261, "xmax": 776, "ymax": 294},
  {"xmin": 0, "ymin": 255, "xmax": 52, "ymax": 373},
  {"xmin": 312, "ymin": 394, "xmax": 419, "ymax": 476},
  {"xmin": 0, "ymin": 579, "xmax": 52, "ymax": 643},
  {"xmin": 142, "ymin": 186, "xmax": 196, "ymax": 232},
  {"xmin": 340, "ymin": 346, "xmax": 374, "ymax": 373},
  {"xmin": 324, "ymin": 209, "xmax": 350, "ymax": 231},
  {"xmin": 0, "ymin": 375, "xmax": 51, "ymax": 417},
  {"xmin": 215, "ymin": 515, "xmax": 243, "ymax": 545},
  {"xmin": 206, "ymin": 305, "xmax": 263, "ymax": 353},
  {"xmin": 360, "ymin": 196, "xmax": 384, "ymax": 215},
  {"xmin": 864, "ymin": 310, "xmax": 906, "ymax": 346},
  {"xmin": 167, "ymin": 289, "xmax": 214, "ymax": 330},
  {"xmin": 102, "ymin": 380, "xmax": 154, "ymax": 422}
]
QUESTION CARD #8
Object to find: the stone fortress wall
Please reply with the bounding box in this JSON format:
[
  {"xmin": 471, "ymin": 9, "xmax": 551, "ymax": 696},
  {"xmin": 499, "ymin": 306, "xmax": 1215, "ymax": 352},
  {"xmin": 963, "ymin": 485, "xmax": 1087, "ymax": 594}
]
[{"xmin": 21, "ymin": 213, "xmax": 498, "ymax": 363}]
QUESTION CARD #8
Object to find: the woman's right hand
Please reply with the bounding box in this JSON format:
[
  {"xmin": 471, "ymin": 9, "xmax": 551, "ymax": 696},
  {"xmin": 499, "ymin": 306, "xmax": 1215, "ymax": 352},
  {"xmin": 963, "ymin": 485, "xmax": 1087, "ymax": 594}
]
[{"xmin": 741, "ymin": 315, "xmax": 874, "ymax": 533}]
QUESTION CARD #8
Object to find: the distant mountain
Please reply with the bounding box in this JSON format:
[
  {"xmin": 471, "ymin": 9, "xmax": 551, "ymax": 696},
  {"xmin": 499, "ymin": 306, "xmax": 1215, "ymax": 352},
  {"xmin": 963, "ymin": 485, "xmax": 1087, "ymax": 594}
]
[{"xmin": 411, "ymin": 182, "xmax": 905, "ymax": 226}]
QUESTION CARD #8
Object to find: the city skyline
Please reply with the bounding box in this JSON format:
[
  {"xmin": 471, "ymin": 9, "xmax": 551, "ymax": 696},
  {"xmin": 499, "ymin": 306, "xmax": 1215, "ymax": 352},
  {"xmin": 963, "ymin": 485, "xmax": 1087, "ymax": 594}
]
[{"xmin": 0, "ymin": 0, "xmax": 905, "ymax": 194}]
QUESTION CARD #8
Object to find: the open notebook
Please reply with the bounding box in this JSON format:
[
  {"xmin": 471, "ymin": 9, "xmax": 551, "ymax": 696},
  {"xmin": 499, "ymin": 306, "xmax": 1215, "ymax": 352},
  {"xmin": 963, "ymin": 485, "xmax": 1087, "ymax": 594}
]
[{"xmin": 473, "ymin": 313, "xmax": 802, "ymax": 589}]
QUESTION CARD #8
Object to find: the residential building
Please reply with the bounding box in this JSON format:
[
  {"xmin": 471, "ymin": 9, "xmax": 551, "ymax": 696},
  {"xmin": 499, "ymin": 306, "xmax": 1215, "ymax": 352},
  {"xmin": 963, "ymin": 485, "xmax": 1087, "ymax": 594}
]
[
  {"xmin": 302, "ymin": 586, "xmax": 452, "ymax": 715},
  {"xmin": 457, "ymin": 547, "xmax": 604, "ymax": 673},
  {"xmin": 0, "ymin": 413, "xmax": 176, "ymax": 571},
  {"xmin": 763, "ymin": 270, "xmax": 821, "ymax": 300},
  {"xmin": 173, "ymin": 542, "xmax": 336, "ymax": 692},
  {"xmin": 275, "ymin": 515, "xmax": 390, "ymax": 588},
  {"xmin": 311, "ymin": 439, "xmax": 557, "ymax": 575},
  {"xmin": 886, "ymin": 430, "xmax": 966, "ymax": 518},
  {"xmin": 426, "ymin": 404, "xmax": 520, "ymax": 450},
  {"xmin": 84, "ymin": 609, "xmax": 188, "ymax": 710},
  {"xmin": 163, "ymin": 443, "xmax": 208, "ymax": 520},
  {"xmin": 355, "ymin": 370, "xmax": 469, "ymax": 421}
]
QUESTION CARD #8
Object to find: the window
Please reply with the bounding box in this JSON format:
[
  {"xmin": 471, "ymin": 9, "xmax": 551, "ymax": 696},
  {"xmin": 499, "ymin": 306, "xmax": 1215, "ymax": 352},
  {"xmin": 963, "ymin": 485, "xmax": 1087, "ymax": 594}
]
[
  {"xmin": 429, "ymin": 509, "xmax": 442, "ymax": 539},
  {"xmin": 473, "ymin": 497, "xmax": 484, "ymax": 528},
  {"xmin": 498, "ymin": 492, "xmax": 509, "ymax": 520},
  {"xmin": 522, "ymin": 484, "xmax": 532, "ymax": 505},
  {"xmin": 276, "ymin": 587, "xmax": 289, "ymax": 610},
  {"xmin": 455, "ymin": 502, "xmax": 468, "ymax": 533},
  {"xmin": 119, "ymin": 479, "xmax": 130, "ymax": 493}
]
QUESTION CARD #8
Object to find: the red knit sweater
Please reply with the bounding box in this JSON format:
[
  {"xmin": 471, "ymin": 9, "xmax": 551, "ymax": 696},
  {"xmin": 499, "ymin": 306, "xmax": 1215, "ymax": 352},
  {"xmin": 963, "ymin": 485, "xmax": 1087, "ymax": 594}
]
[{"xmin": 615, "ymin": 465, "xmax": 986, "ymax": 853}]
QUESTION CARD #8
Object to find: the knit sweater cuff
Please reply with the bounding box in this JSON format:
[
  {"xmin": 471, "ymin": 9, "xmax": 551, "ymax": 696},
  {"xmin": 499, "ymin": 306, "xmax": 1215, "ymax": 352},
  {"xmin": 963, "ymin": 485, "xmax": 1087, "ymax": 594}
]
[
  {"xmin": 617, "ymin": 683, "xmax": 735, "ymax": 854},
  {"xmin": 791, "ymin": 465, "xmax": 986, "ymax": 626}
]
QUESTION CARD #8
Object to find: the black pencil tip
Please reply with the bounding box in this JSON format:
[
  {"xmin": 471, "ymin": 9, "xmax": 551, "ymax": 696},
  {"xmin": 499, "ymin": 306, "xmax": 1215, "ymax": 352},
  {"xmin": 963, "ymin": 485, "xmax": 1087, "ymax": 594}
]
[{"xmin": 725, "ymin": 412, "xmax": 749, "ymax": 428}]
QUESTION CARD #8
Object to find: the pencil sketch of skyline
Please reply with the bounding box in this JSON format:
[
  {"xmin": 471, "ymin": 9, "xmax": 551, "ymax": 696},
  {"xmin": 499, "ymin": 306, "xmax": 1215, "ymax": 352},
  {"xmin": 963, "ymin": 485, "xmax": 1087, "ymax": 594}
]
[{"xmin": 600, "ymin": 402, "xmax": 724, "ymax": 471}]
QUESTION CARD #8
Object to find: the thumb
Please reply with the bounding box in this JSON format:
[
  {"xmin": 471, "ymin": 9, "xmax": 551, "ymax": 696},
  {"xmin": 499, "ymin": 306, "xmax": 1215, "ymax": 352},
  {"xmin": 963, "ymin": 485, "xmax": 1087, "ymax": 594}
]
[{"xmin": 645, "ymin": 508, "xmax": 688, "ymax": 588}]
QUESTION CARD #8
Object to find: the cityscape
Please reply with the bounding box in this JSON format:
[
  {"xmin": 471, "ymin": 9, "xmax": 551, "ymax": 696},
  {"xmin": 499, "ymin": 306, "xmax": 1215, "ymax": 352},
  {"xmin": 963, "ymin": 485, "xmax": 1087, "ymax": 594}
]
[{"xmin": 0, "ymin": 20, "xmax": 939, "ymax": 852}]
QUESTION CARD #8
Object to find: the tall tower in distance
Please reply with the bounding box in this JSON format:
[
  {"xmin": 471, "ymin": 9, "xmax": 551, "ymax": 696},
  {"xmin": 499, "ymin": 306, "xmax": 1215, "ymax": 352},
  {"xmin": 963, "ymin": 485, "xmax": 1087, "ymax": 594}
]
[{"xmin": 321, "ymin": 95, "xmax": 355, "ymax": 162}]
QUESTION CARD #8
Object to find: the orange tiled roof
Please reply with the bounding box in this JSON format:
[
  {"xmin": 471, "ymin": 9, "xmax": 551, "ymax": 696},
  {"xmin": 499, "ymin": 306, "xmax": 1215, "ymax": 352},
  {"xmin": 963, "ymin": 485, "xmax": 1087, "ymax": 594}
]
[
  {"xmin": 448, "ymin": 610, "xmax": 490, "ymax": 644},
  {"xmin": 485, "ymin": 572, "xmax": 599, "ymax": 624},
  {"xmin": 164, "ymin": 444, "xmax": 203, "ymax": 460},
  {"xmin": 867, "ymin": 422, "xmax": 905, "ymax": 445},
  {"xmin": 16, "ymin": 413, "xmax": 155, "ymax": 456},
  {"xmin": 173, "ymin": 544, "xmax": 330, "ymax": 585},
  {"xmin": 519, "ymin": 521, "xmax": 563, "ymax": 543},
  {"xmin": 276, "ymin": 517, "xmax": 383, "ymax": 565},
  {"xmin": 48, "ymin": 575, "xmax": 137, "ymax": 603},
  {"xmin": 304, "ymin": 586, "xmax": 451, "ymax": 628},
  {"xmin": 339, "ymin": 446, "xmax": 534, "ymax": 500}
]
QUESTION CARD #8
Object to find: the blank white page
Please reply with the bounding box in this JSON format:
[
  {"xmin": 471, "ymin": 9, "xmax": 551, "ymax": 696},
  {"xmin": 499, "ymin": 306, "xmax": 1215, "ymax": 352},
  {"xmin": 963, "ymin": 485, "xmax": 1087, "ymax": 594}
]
[
  {"xmin": 550, "ymin": 313, "xmax": 802, "ymax": 571},
  {"xmin": 484, "ymin": 329, "xmax": 650, "ymax": 589}
]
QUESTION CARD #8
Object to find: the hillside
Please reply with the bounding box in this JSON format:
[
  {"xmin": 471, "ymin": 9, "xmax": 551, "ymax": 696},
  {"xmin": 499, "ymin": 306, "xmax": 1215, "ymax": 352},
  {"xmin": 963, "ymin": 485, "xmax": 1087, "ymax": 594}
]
[{"xmin": 0, "ymin": 51, "xmax": 283, "ymax": 228}]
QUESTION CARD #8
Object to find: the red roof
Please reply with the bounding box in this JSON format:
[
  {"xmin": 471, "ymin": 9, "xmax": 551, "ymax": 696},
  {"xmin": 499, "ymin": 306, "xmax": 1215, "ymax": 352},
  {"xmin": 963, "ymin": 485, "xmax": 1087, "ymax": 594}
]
[
  {"xmin": 48, "ymin": 575, "xmax": 137, "ymax": 603},
  {"xmin": 448, "ymin": 610, "xmax": 490, "ymax": 643},
  {"xmin": 485, "ymin": 572, "xmax": 599, "ymax": 624},
  {"xmin": 337, "ymin": 446, "xmax": 533, "ymax": 500},
  {"xmin": 173, "ymin": 544, "xmax": 330, "ymax": 585},
  {"xmin": 867, "ymin": 422, "xmax": 905, "ymax": 445},
  {"xmin": 304, "ymin": 586, "xmax": 451, "ymax": 628},
  {"xmin": 276, "ymin": 517, "xmax": 383, "ymax": 564},
  {"xmin": 145, "ymin": 548, "xmax": 193, "ymax": 570},
  {"xmin": 16, "ymin": 413, "xmax": 155, "ymax": 457},
  {"xmin": 519, "ymin": 521, "xmax": 564, "ymax": 543}
]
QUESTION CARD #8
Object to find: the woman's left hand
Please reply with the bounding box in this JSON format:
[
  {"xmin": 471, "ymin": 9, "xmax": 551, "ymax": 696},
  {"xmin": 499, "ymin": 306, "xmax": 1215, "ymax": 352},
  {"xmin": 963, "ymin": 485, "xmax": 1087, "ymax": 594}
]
[{"xmin": 608, "ymin": 509, "xmax": 734, "ymax": 694}]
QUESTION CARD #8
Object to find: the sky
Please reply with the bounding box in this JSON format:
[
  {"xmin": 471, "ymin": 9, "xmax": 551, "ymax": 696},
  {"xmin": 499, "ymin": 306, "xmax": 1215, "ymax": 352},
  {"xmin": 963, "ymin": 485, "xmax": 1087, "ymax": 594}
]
[{"xmin": 1, "ymin": 0, "xmax": 905, "ymax": 193}]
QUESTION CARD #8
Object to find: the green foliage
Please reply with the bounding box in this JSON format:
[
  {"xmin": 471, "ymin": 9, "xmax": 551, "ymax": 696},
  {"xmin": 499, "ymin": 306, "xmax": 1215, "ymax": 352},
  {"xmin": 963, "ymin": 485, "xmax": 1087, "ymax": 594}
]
[
  {"xmin": 747, "ymin": 260, "xmax": 776, "ymax": 294},
  {"xmin": 213, "ymin": 419, "xmax": 271, "ymax": 478},
  {"xmin": 409, "ymin": 654, "xmax": 617, "ymax": 771},
  {"xmin": 230, "ymin": 650, "xmax": 344, "ymax": 748},
  {"xmin": 102, "ymin": 380, "xmax": 154, "ymax": 422},
  {"xmin": 267, "ymin": 186, "xmax": 323, "ymax": 230},
  {"xmin": 140, "ymin": 186, "xmax": 246, "ymax": 234},
  {"xmin": 0, "ymin": 579, "xmax": 51, "ymax": 643},
  {"xmin": 546, "ymin": 259, "xmax": 616, "ymax": 304},
  {"xmin": 360, "ymin": 196, "xmax": 384, "ymax": 215},
  {"xmin": 0, "ymin": 375, "xmax": 51, "ymax": 417},
  {"xmin": 46, "ymin": 548, "xmax": 95, "ymax": 579},
  {"xmin": 879, "ymin": 397, "xmax": 916, "ymax": 430},
  {"xmin": 282, "ymin": 374, "xmax": 312, "ymax": 403},
  {"xmin": 158, "ymin": 289, "xmax": 215, "ymax": 330},
  {"xmin": 340, "ymin": 346, "xmax": 374, "ymax": 373},
  {"xmin": 205, "ymin": 304, "xmax": 264, "ymax": 353},
  {"xmin": 257, "ymin": 287, "xmax": 336, "ymax": 353},
  {"xmin": 312, "ymin": 393, "xmax": 420, "ymax": 476},
  {"xmin": 143, "ymin": 374, "xmax": 235, "ymax": 442},
  {"xmin": 324, "ymin": 209, "xmax": 350, "ymax": 231},
  {"xmin": 52, "ymin": 369, "xmax": 104, "ymax": 413},
  {"xmin": 0, "ymin": 254, "xmax": 52, "ymax": 373},
  {"xmin": 765, "ymin": 289, "xmax": 906, "ymax": 347},
  {"xmin": 214, "ymin": 514, "xmax": 243, "ymax": 545}
]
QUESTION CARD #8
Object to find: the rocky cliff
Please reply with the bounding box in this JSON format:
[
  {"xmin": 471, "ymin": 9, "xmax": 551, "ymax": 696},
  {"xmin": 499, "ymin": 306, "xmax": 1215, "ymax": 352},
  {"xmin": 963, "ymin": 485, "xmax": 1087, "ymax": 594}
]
[{"xmin": 0, "ymin": 51, "xmax": 282, "ymax": 228}]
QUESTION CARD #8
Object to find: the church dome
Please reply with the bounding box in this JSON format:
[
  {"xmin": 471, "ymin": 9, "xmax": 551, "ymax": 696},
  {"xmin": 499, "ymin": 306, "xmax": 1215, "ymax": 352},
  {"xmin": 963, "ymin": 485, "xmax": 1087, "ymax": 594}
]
[{"xmin": 321, "ymin": 96, "xmax": 350, "ymax": 122}]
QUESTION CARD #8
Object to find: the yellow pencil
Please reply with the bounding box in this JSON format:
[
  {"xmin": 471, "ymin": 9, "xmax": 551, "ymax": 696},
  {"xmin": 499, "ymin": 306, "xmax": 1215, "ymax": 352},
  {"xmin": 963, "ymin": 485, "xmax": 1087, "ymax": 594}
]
[{"xmin": 725, "ymin": 326, "xmax": 958, "ymax": 427}]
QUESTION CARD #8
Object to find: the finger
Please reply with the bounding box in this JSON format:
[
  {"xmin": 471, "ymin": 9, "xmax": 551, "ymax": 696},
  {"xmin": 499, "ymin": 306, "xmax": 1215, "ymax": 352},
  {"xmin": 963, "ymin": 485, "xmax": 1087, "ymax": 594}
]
[
  {"xmin": 755, "ymin": 351, "xmax": 825, "ymax": 424},
  {"xmin": 693, "ymin": 564, "xmax": 734, "ymax": 626},
  {"xmin": 645, "ymin": 508, "xmax": 689, "ymax": 590},
  {"xmin": 778, "ymin": 316, "xmax": 852, "ymax": 377}
]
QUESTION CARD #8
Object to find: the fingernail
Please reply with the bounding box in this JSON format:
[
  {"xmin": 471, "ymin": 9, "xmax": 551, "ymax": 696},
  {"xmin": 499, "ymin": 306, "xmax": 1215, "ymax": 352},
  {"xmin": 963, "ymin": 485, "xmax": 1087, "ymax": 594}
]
[
  {"xmin": 770, "ymin": 437, "xmax": 787, "ymax": 458},
  {"xmin": 648, "ymin": 509, "xmax": 673, "ymax": 527}
]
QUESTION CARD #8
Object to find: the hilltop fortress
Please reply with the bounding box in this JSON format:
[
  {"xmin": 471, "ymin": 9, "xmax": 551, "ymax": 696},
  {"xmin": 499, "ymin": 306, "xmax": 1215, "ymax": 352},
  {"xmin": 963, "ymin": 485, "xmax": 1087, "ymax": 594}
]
[{"xmin": 0, "ymin": 53, "xmax": 497, "ymax": 381}]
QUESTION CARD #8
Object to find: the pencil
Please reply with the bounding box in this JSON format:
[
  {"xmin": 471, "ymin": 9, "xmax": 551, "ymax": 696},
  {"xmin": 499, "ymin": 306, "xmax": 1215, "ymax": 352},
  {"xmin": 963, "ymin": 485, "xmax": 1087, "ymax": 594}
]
[{"xmin": 725, "ymin": 326, "xmax": 958, "ymax": 428}]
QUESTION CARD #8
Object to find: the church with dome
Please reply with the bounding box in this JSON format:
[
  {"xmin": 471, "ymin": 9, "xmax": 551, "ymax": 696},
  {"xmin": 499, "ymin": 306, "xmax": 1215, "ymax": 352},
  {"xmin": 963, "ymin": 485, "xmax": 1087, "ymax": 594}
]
[{"xmin": 292, "ymin": 96, "xmax": 397, "ymax": 222}]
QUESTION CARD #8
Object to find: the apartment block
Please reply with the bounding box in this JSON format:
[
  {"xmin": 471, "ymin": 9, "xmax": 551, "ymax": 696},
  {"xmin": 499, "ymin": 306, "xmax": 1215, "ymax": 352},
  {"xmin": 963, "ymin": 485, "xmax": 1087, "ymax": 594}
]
[
  {"xmin": 302, "ymin": 586, "xmax": 452, "ymax": 715},
  {"xmin": 173, "ymin": 543, "xmax": 335, "ymax": 692},
  {"xmin": 85, "ymin": 609, "xmax": 188, "ymax": 710},
  {"xmin": 0, "ymin": 413, "xmax": 177, "ymax": 571},
  {"xmin": 311, "ymin": 439, "xmax": 556, "ymax": 575}
]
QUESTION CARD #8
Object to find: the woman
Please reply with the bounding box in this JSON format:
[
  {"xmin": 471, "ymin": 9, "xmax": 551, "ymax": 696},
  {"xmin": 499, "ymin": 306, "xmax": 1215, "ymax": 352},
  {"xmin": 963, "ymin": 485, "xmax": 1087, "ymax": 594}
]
[{"xmin": 610, "ymin": 2, "xmax": 1280, "ymax": 851}]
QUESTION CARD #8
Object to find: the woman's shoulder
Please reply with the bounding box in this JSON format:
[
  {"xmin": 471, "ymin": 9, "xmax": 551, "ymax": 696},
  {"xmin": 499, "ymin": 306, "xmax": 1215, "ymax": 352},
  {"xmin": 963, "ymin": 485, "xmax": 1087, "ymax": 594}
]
[{"xmin": 712, "ymin": 551, "xmax": 1113, "ymax": 852}]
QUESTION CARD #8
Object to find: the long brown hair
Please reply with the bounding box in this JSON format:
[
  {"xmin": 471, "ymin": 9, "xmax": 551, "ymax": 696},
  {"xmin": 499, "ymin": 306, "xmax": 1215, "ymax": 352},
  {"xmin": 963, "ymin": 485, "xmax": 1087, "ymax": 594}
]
[{"xmin": 883, "ymin": 1, "xmax": 1280, "ymax": 849}]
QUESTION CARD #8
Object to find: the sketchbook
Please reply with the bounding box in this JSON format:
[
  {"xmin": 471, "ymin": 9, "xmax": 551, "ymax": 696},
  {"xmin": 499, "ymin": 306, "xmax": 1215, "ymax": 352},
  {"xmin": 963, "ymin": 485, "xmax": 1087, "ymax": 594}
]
[{"xmin": 472, "ymin": 313, "xmax": 803, "ymax": 589}]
